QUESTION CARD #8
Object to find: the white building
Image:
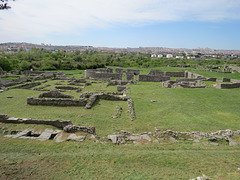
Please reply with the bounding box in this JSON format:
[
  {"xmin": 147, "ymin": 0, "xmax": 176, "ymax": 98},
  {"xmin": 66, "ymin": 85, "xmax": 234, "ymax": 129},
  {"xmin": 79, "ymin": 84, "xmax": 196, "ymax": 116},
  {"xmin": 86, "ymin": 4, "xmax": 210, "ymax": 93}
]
[
  {"xmin": 166, "ymin": 54, "xmax": 173, "ymax": 58},
  {"xmin": 157, "ymin": 54, "xmax": 163, "ymax": 58},
  {"xmin": 176, "ymin": 56, "xmax": 184, "ymax": 59},
  {"xmin": 151, "ymin": 54, "xmax": 157, "ymax": 58}
]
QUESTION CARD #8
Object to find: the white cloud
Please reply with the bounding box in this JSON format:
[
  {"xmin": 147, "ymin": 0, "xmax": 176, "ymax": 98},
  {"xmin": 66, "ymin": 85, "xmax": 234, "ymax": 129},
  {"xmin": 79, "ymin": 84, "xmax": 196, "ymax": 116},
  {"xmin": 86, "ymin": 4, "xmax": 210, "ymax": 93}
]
[{"xmin": 0, "ymin": 0, "xmax": 240, "ymax": 43}]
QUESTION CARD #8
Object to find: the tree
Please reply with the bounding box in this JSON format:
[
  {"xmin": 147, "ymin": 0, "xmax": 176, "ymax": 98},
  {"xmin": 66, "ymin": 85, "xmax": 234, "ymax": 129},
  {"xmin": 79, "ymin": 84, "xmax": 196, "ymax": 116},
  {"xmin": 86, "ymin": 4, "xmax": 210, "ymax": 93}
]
[{"xmin": 0, "ymin": 0, "xmax": 14, "ymax": 10}]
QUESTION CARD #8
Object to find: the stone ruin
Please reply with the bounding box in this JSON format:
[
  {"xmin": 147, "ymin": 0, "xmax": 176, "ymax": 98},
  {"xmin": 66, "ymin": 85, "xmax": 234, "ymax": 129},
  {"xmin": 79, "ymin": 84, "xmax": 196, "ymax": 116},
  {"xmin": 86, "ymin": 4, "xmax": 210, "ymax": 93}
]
[
  {"xmin": 106, "ymin": 80, "xmax": 129, "ymax": 87},
  {"xmin": 216, "ymin": 83, "xmax": 240, "ymax": 89},
  {"xmin": 81, "ymin": 92, "xmax": 129, "ymax": 109},
  {"xmin": 0, "ymin": 113, "xmax": 96, "ymax": 142},
  {"xmin": 126, "ymin": 69, "xmax": 140, "ymax": 75},
  {"xmin": 85, "ymin": 68, "xmax": 122, "ymax": 80},
  {"xmin": 27, "ymin": 91, "xmax": 129, "ymax": 109},
  {"xmin": 117, "ymin": 86, "xmax": 127, "ymax": 92},
  {"xmin": 38, "ymin": 88, "xmax": 74, "ymax": 98},
  {"xmin": 108, "ymin": 129, "xmax": 240, "ymax": 147},
  {"xmin": 162, "ymin": 79, "xmax": 206, "ymax": 88}
]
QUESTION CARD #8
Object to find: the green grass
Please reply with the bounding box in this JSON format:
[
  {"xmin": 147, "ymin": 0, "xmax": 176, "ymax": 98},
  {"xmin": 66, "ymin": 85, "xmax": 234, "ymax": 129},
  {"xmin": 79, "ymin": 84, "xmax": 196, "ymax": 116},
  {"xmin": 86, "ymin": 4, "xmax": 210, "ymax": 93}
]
[{"xmin": 0, "ymin": 68, "xmax": 240, "ymax": 179}]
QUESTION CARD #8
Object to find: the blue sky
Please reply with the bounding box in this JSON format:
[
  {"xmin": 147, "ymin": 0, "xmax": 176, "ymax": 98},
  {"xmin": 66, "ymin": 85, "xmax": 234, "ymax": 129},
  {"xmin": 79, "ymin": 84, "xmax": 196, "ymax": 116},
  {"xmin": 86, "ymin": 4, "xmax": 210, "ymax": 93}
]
[{"xmin": 1, "ymin": 0, "xmax": 240, "ymax": 49}]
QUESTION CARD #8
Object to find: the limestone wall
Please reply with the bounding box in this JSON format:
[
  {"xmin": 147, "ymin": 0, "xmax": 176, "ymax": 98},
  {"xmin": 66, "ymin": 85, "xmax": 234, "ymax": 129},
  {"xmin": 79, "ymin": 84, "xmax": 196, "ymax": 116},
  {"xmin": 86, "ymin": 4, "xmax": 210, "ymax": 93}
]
[
  {"xmin": 39, "ymin": 88, "xmax": 74, "ymax": 98},
  {"xmin": 55, "ymin": 86, "xmax": 80, "ymax": 90},
  {"xmin": 229, "ymin": 65, "xmax": 240, "ymax": 72},
  {"xmin": 165, "ymin": 71, "xmax": 185, "ymax": 77},
  {"xmin": 185, "ymin": 71, "xmax": 205, "ymax": 79},
  {"xmin": 0, "ymin": 113, "xmax": 72, "ymax": 129},
  {"xmin": 148, "ymin": 70, "xmax": 164, "ymax": 76},
  {"xmin": 126, "ymin": 74, "xmax": 134, "ymax": 81},
  {"xmin": 115, "ymin": 68, "xmax": 123, "ymax": 74},
  {"xmin": 12, "ymin": 82, "xmax": 41, "ymax": 89},
  {"xmin": 126, "ymin": 69, "xmax": 140, "ymax": 75},
  {"xmin": 138, "ymin": 75, "xmax": 170, "ymax": 82},
  {"xmin": 216, "ymin": 83, "xmax": 240, "ymax": 89},
  {"xmin": 27, "ymin": 97, "xmax": 87, "ymax": 106},
  {"xmin": 222, "ymin": 78, "xmax": 231, "ymax": 82},
  {"xmin": 85, "ymin": 69, "xmax": 122, "ymax": 80}
]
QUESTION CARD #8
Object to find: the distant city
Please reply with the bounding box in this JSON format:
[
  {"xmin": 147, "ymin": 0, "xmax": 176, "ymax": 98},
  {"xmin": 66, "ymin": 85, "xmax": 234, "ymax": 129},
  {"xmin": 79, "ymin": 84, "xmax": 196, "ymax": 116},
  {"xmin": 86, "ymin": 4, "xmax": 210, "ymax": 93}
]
[{"xmin": 1, "ymin": 42, "xmax": 240, "ymax": 58}]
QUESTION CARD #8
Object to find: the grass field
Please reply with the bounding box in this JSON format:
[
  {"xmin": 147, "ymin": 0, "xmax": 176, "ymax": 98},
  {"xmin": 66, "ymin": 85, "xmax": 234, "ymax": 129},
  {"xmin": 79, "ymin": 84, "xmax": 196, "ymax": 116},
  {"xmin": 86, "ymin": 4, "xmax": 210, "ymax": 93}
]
[{"xmin": 0, "ymin": 67, "xmax": 240, "ymax": 179}]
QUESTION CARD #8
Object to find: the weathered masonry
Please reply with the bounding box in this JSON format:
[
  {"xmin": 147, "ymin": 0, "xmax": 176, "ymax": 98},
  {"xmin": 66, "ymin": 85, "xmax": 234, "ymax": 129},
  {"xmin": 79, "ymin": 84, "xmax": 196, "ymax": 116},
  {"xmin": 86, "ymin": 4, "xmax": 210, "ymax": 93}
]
[
  {"xmin": 85, "ymin": 69, "xmax": 122, "ymax": 80},
  {"xmin": 216, "ymin": 83, "xmax": 240, "ymax": 89},
  {"xmin": 138, "ymin": 75, "xmax": 170, "ymax": 82}
]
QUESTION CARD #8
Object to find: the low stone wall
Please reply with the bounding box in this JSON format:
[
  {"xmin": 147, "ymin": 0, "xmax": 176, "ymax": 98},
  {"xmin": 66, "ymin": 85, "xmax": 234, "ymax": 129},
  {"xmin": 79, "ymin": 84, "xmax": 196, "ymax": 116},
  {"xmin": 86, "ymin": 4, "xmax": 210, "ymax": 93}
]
[
  {"xmin": 12, "ymin": 82, "xmax": 41, "ymax": 89},
  {"xmin": 55, "ymin": 86, "xmax": 80, "ymax": 90},
  {"xmin": 148, "ymin": 70, "xmax": 164, "ymax": 76},
  {"xmin": 85, "ymin": 70, "xmax": 122, "ymax": 80},
  {"xmin": 117, "ymin": 86, "xmax": 126, "ymax": 92},
  {"xmin": 39, "ymin": 88, "xmax": 74, "ymax": 98},
  {"xmin": 0, "ymin": 77, "xmax": 29, "ymax": 87},
  {"xmin": 229, "ymin": 65, "xmax": 240, "ymax": 72},
  {"xmin": 126, "ymin": 74, "xmax": 134, "ymax": 81},
  {"xmin": 83, "ymin": 92, "xmax": 128, "ymax": 109},
  {"xmin": 165, "ymin": 71, "xmax": 185, "ymax": 77},
  {"xmin": 222, "ymin": 78, "xmax": 231, "ymax": 82},
  {"xmin": 127, "ymin": 98, "xmax": 136, "ymax": 121},
  {"xmin": 231, "ymin": 79, "xmax": 240, "ymax": 83},
  {"xmin": 0, "ymin": 113, "xmax": 72, "ymax": 129},
  {"xmin": 27, "ymin": 97, "xmax": 87, "ymax": 106},
  {"xmin": 115, "ymin": 68, "xmax": 123, "ymax": 74},
  {"xmin": 126, "ymin": 69, "xmax": 140, "ymax": 75},
  {"xmin": 63, "ymin": 125, "xmax": 95, "ymax": 134},
  {"xmin": 185, "ymin": 71, "xmax": 205, "ymax": 79},
  {"xmin": 107, "ymin": 80, "xmax": 129, "ymax": 86},
  {"xmin": 216, "ymin": 83, "xmax": 240, "ymax": 89},
  {"xmin": 138, "ymin": 75, "xmax": 170, "ymax": 82},
  {"xmin": 176, "ymin": 78, "xmax": 199, "ymax": 82},
  {"xmin": 203, "ymin": 78, "xmax": 217, "ymax": 82}
]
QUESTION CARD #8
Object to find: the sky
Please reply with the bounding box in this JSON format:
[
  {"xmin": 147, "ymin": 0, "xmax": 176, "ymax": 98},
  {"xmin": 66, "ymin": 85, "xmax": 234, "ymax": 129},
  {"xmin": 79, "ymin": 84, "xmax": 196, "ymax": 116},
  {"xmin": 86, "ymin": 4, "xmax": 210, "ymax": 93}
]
[{"xmin": 1, "ymin": 0, "xmax": 240, "ymax": 49}]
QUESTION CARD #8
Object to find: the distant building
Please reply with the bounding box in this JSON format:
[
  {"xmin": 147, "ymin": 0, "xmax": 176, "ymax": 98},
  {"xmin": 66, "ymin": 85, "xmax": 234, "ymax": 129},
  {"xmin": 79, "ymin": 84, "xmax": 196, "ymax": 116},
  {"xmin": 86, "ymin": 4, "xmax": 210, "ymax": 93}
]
[
  {"xmin": 176, "ymin": 56, "xmax": 184, "ymax": 59},
  {"xmin": 151, "ymin": 54, "xmax": 157, "ymax": 58},
  {"xmin": 166, "ymin": 54, "xmax": 173, "ymax": 58},
  {"xmin": 157, "ymin": 54, "xmax": 163, "ymax": 58}
]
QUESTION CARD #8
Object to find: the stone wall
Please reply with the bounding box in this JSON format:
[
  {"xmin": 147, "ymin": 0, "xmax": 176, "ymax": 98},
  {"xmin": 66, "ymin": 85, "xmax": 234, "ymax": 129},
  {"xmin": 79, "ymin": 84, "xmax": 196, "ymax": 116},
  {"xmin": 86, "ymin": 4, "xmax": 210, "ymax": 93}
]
[
  {"xmin": 117, "ymin": 86, "xmax": 126, "ymax": 92},
  {"xmin": 231, "ymin": 79, "xmax": 240, "ymax": 83},
  {"xmin": 27, "ymin": 97, "xmax": 87, "ymax": 106},
  {"xmin": 126, "ymin": 74, "xmax": 134, "ymax": 81},
  {"xmin": 85, "ymin": 69, "xmax": 122, "ymax": 80},
  {"xmin": 55, "ymin": 86, "xmax": 80, "ymax": 90},
  {"xmin": 138, "ymin": 75, "xmax": 170, "ymax": 82},
  {"xmin": 63, "ymin": 125, "xmax": 95, "ymax": 134},
  {"xmin": 165, "ymin": 71, "xmax": 185, "ymax": 77},
  {"xmin": 216, "ymin": 83, "xmax": 240, "ymax": 89},
  {"xmin": 115, "ymin": 68, "xmax": 123, "ymax": 74},
  {"xmin": 127, "ymin": 98, "xmax": 136, "ymax": 121},
  {"xmin": 176, "ymin": 78, "xmax": 199, "ymax": 82},
  {"xmin": 12, "ymin": 82, "xmax": 41, "ymax": 89},
  {"xmin": 203, "ymin": 78, "xmax": 217, "ymax": 82},
  {"xmin": 126, "ymin": 69, "xmax": 140, "ymax": 75},
  {"xmin": 185, "ymin": 71, "xmax": 205, "ymax": 79},
  {"xmin": 83, "ymin": 92, "xmax": 128, "ymax": 109},
  {"xmin": 148, "ymin": 70, "xmax": 164, "ymax": 76},
  {"xmin": 0, "ymin": 113, "xmax": 72, "ymax": 129},
  {"xmin": 229, "ymin": 65, "xmax": 240, "ymax": 72},
  {"xmin": 0, "ymin": 113, "xmax": 95, "ymax": 134},
  {"xmin": 222, "ymin": 78, "xmax": 231, "ymax": 82},
  {"xmin": 39, "ymin": 88, "xmax": 74, "ymax": 98},
  {"xmin": 0, "ymin": 77, "xmax": 29, "ymax": 87},
  {"xmin": 107, "ymin": 80, "xmax": 129, "ymax": 86}
]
